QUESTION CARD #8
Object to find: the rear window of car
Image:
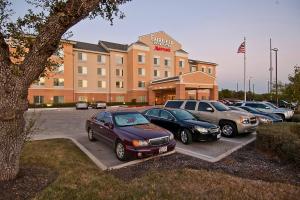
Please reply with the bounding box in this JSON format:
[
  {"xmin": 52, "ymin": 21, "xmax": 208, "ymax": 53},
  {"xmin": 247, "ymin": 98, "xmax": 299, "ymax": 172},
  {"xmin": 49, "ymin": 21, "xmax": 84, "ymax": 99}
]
[
  {"xmin": 184, "ymin": 101, "xmax": 197, "ymax": 110},
  {"xmin": 146, "ymin": 109, "xmax": 160, "ymax": 117},
  {"xmin": 165, "ymin": 101, "xmax": 183, "ymax": 108}
]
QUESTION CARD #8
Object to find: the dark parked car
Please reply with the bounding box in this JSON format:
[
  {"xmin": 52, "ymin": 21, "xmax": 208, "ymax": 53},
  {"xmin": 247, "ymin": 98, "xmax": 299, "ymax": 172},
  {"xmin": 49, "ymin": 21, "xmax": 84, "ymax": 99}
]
[
  {"xmin": 86, "ymin": 111, "xmax": 176, "ymax": 161},
  {"xmin": 90, "ymin": 101, "xmax": 107, "ymax": 109},
  {"xmin": 142, "ymin": 108, "xmax": 221, "ymax": 144}
]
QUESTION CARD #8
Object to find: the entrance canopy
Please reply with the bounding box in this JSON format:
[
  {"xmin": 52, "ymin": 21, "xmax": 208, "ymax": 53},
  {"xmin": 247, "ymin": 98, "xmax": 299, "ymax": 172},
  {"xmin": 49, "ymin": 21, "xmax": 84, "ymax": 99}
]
[{"xmin": 148, "ymin": 71, "xmax": 218, "ymax": 105}]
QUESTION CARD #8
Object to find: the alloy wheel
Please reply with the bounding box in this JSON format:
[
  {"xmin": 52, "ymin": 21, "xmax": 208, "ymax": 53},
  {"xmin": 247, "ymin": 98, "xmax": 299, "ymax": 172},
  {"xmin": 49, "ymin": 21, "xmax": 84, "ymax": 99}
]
[
  {"xmin": 88, "ymin": 129, "xmax": 94, "ymax": 141},
  {"xmin": 222, "ymin": 125, "xmax": 233, "ymax": 136},
  {"xmin": 116, "ymin": 142, "xmax": 125, "ymax": 160},
  {"xmin": 180, "ymin": 130, "xmax": 188, "ymax": 143}
]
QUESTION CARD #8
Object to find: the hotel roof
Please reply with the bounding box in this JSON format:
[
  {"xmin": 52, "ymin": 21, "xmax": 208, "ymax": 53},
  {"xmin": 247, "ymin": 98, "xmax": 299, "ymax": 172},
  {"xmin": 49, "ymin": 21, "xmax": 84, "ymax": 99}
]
[
  {"xmin": 99, "ymin": 40, "xmax": 128, "ymax": 51},
  {"xmin": 74, "ymin": 41, "xmax": 108, "ymax": 53},
  {"xmin": 189, "ymin": 59, "xmax": 217, "ymax": 66}
]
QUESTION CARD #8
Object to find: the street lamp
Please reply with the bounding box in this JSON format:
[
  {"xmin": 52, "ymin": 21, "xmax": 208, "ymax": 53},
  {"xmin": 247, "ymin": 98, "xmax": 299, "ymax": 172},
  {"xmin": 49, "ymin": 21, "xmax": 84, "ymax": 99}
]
[{"xmin": 272, "ymin": 48, "xmax": 278, "ymax": 106}]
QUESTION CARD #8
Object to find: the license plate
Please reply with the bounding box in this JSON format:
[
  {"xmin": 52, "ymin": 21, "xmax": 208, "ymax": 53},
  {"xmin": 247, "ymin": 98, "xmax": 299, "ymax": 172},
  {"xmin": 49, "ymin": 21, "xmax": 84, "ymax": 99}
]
[
  {"xmin": 217, "ymin": 134, "xmax": 221, "ymax": 139},
  {"xmin": 159, "ymin": 146, "xmax": 168, "ymax": 154}
]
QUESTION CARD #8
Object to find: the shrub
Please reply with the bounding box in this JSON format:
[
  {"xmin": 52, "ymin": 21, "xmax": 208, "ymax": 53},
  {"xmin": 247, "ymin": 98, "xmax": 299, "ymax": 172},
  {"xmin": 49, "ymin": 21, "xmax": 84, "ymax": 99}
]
[
  {"xmin": 29, "ymin": 102, "xmax": 76, "ymax": 108},
  {"xmin": 256, "ymin": 123, "xmax": 300, "ymax": 164},
  {"xmin": 291, "ymin": 114, "xmax": 300, "ymax": 122}
]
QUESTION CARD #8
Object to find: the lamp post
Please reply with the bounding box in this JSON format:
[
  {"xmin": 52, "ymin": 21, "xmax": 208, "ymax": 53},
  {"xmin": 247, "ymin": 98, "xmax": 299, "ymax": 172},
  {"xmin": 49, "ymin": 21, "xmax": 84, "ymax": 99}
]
[
  {"xmin": 248, "ymin": 76, "xmax": 253, "ymax": 100},
  {"xmin": 272, "ymin": 48, "xmax": 278, "ymax": 106}
]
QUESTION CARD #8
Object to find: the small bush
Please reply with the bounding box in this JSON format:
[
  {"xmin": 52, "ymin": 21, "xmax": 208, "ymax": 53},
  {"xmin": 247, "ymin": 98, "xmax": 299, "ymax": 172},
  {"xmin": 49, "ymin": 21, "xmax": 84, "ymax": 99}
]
[
  {"xmin": 291, "ymin": 114, "xmax": 300, "ymax": 122},
  {"xmin": 106, "ymin": 102, "xmax": 148, "ymax": 106},
  {"xmin": 29, "ymin": 102, "xmax": 76, "ymax": 108},
  {"xmin": 256, "ymin": 123, "xmax": 300, "ymax": 164}
]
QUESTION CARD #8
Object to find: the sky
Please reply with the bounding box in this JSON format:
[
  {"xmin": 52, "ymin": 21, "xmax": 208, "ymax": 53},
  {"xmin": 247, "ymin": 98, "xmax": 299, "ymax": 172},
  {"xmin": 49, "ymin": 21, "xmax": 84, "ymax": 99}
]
[{"xmin": 11, "ymin": 0, "xmax": 300, "ymax": 93}]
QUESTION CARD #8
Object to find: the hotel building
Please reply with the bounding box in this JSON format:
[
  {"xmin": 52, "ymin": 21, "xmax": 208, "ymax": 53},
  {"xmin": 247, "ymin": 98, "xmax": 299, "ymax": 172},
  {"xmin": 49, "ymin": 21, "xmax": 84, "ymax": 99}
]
[{"xmin": 28, "ymin": 31, "xmax": 218, "ymax": 105}]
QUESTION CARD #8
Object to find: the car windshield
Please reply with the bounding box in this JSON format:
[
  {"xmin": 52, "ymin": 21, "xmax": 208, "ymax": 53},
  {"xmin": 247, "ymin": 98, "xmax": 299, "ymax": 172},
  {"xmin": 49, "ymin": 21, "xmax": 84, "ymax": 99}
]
[
  {"xmin": 265, "ymin": 102, "xmax": 278, "ymax": 109},
  {"xmin": 242, "ymin": 106, "xmax": 261, "ymax": 113},
  {"xmin": 211, "ymin": 102, "xmax": 230, "ymax": 111},
  {"xmin": 170, "ymin": 109, "xmax": 196, "ymax": 120},
  {"xmin": 113, "ymin": 113, "xmax": 150, "ymax": 127}
]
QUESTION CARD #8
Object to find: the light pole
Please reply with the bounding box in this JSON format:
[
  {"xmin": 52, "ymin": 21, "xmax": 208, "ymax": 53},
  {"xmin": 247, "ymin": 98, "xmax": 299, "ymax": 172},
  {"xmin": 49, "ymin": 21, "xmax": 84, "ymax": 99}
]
[
  {"xmin": 248, "ymin": 76, "xmax": 253, "ymax": 100},
  {"xmin": 272, "ymin": 48, "xmax": 278, "ymax": 106}
]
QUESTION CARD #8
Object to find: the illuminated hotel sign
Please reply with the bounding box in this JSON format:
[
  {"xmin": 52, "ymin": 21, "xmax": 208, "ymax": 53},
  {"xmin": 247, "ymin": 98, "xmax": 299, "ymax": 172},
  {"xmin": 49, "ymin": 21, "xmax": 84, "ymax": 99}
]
[{"xmin": 151, "ymin": 34, "xmax": 173, "ymax": 52}]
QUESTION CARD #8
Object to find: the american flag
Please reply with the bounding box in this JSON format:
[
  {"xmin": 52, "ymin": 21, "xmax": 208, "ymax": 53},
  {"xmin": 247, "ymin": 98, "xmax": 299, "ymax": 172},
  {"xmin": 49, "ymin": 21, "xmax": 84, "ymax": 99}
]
[{"xmin": 237, "ymin": 41, "xmax": 245, "ymax": 53}]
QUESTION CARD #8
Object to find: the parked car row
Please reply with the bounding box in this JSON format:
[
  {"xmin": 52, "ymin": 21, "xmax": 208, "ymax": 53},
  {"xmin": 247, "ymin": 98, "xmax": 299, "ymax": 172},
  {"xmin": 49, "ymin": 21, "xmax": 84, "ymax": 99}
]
[
  {"xmin": 233, "ymin": 101, "xmax": 294, "ymax": 120},
  {"xmin": 76, "ymin": 101, "xmax": 107, "ymax": 110},
  {"xmin": 85, "ymin": 99, "xmax": 289, "ymax": 161}
]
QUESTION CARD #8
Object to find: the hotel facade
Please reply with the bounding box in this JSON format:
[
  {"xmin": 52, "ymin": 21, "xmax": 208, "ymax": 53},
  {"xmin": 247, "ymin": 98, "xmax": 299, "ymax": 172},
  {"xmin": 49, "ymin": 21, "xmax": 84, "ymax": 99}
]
[{"xmin": 28, "ymin": 31, "xmax": 218, "ymax": 105}]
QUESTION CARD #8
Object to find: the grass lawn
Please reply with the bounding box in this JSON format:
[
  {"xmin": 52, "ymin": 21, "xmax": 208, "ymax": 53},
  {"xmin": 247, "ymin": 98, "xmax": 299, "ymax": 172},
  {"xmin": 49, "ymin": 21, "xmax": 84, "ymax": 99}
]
[{"xmin": 21, "ymin": 139, "xmax": 300, "ymax": 200}]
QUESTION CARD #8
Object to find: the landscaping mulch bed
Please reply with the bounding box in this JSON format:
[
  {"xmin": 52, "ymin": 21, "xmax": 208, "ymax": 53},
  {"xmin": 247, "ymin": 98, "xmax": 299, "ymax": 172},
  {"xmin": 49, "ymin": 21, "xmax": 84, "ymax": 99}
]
[
  {"xmin": 0, "ymin": 167, "xmax": 58, "ymax": 200},
  {"xmin": 110, "ymin": 142, "xmax": 300, "ymax": 186}
]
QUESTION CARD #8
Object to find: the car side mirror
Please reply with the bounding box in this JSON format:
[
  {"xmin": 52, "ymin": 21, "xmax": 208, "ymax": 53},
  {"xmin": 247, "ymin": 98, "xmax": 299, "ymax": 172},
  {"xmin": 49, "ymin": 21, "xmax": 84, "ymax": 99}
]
[
  {"xmin": 206, "ymin": 107, "xmax": 213, "ymax": 112},
  {"xmin": 104, "ymin": 122, "xmax": 114, "ymax": 129}
]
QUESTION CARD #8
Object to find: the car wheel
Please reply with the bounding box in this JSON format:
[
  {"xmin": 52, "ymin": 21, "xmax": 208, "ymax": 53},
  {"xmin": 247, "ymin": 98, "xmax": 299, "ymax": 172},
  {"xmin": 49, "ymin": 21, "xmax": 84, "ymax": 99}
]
[
  {"xmin": 276, "ymin": 114, "xmax": 285, "ymax": 121},
  {"xmin": 115, "ymin": 141, "xmax": 128, "ymax": 161},
  {"xmin": 220, "ymin": 122, "xmax": 237, "ymax": 137},
  {"xmin": 180, "ymin": 129, "xmax": 193, "ymax": 144},
  {"xmin": 88, "ymin": 128, "xmax": 96, "ymax": 141}
]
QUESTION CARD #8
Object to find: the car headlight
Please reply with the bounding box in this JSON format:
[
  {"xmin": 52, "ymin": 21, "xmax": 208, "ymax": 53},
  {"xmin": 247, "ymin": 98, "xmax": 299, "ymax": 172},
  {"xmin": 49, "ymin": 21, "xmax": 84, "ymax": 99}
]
[
  {"xmin": 259, "ymin": 117, "xmax": 273, "ymax": 124},
  {"xmin": 132, "ymin": 140, "xmax": 149, "ymax": 147},
  {"xmin": 195, "ymin": 126, "xmax": 209, "ymax": 134},
  {"xmin": 169, "ymin": 133, "xmax": 174, "ymax": 140},
  {"xmin": 240, "ymin": 117, "xmax": 250, "ymax": 124}
]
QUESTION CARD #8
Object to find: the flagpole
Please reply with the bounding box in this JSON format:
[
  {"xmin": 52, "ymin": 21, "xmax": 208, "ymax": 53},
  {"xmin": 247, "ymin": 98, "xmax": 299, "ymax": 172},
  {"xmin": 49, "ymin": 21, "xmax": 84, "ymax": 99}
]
[{"xmin": 244, "ymin": 37, "xmax": 246, "ymax": 101}]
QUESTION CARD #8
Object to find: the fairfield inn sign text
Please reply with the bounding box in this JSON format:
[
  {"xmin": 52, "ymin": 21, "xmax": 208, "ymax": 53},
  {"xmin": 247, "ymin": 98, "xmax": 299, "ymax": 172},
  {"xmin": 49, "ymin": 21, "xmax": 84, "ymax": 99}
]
[{"xmin": 151, "ymin": 34, "xmax": 174, "ymax": 49}]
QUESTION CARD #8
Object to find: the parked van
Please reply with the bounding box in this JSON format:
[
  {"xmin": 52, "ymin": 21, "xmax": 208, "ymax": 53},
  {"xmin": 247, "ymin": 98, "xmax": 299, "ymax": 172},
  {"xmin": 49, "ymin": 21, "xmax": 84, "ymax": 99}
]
[{"xmin": 164, "ymin": 100, "xmax": 258, "ymax": 137}]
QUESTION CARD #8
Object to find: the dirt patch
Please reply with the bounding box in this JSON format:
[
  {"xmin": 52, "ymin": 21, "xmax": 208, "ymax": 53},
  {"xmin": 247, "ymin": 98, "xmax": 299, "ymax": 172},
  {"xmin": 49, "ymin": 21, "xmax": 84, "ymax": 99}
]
[
  {"xmin": 110, "ymin": 142, "xmax": 300, "ymax": 185},
  {"xmin": 0, "ymin": 167, "xmax": 58, "ymax": 200}
]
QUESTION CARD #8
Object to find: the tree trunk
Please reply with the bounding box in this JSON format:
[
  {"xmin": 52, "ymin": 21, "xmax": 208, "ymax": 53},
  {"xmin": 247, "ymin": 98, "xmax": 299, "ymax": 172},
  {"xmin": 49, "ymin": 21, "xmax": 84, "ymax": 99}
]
[{"xmin": 0, "ymin": 111, "xmax": 26, "ymax": 181}]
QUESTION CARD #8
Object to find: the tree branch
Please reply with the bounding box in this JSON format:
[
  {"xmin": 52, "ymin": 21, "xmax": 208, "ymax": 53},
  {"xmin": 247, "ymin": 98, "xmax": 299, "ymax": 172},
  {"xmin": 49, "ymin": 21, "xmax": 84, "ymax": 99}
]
[{"xmin": 0, "ymin": 31, "xmax": 11, "ymax": 68}]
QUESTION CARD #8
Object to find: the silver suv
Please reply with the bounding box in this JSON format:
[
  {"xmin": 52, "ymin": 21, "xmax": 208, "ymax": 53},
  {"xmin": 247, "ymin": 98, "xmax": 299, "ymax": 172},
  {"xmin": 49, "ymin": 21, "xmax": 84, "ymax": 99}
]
[
  {"xmin": 235, "ymin": 101, "xmax": 294, "ymax": 120},
  {"xmin": 164, "ymin": 100, "xmax": 258, "ymax": 137}
]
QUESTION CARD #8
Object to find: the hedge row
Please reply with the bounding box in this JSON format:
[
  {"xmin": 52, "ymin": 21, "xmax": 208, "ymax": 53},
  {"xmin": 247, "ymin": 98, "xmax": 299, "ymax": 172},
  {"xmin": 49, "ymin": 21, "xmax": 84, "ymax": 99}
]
[
  {"xmin": 256, "ymin": 123, "xmax": 300, "ymax": 165},
  {"xmin": 28, "ymin": 102, "xmax": 149, "ymax": 108},
  {"xmin": 291, "ymin": 114, "xmax": 300, "ymax": 122}
]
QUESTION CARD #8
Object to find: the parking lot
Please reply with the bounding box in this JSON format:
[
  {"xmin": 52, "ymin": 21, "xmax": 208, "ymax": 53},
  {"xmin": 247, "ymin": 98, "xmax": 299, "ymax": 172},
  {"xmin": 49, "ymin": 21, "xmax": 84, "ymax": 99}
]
[{"xmin": 28, "ymin": 107, "xmax": 256, "ymax": 168}]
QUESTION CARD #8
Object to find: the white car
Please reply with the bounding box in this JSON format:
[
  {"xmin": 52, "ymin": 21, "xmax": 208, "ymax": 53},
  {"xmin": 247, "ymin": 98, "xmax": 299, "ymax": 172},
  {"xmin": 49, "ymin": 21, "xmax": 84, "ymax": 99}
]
[
  {"xmin": 92, "ymin": 101, "xmax": 107, "ymax": 109},
  {"xmin": 76, "ymin": 101, "xmax": 88, "ymax": 110}
]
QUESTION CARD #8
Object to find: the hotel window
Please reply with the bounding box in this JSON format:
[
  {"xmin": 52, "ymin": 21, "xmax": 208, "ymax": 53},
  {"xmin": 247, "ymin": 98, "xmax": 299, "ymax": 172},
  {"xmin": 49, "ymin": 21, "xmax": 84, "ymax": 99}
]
[
  {"xmin": 208, "ymin": 67, "xmax": 212, "ymax": 74},
  {"xmin": 78, "ymin": 52, "xmax": 87, "ymax": 61},
  {"xmin": 78, "ymin": 66, "xmax": 87, "ymax": 74},
  {"xmin": 153, "ymin": 57, "xmax": 160, "ymax": 66},
  {"xmin": 191, "ymin": 66, "xmax": 197, "ymax": 72},
  {"xmin": 116, "ymin": 96, "xmax": 125, "ymax": 102},
  {"xmin": 33, "ymin": 77, "xmax": 45, "ymax": 86},
  {"xmin": 201, "ymin": 67, "xmax": 205, "ymax": 72},
  {"xmin": 138, "ymin": 96, "xmax": 147, "ymax": 102},
  {"xmin": 97, "ymin": 55, "xmax": 106, "ymax": 64},
  {"xmin": 164, "ymin": 58, "xmax": 171, "ymax": 67},
  {"xmin": 138, "ymin": 68, "xmax": 145, "ymax": 76},
  {"xmin": 179, "ymin": 60, "xmax": 185, "ymax": 68},
  {"xmin": 116, "ymin": 55, "xmax": 124, "ymax": 65},
  {"xmin": 138, "ymin": 54, "xmax": 145, "ymax": 64},
  {"xmin": 138, "ymin": 81, "xmax": 146, "ymax": 88},
  {"xmin": 78, "ymin": 96, "xmax": 88, "ymax": 102},
  {"xmin": 78, "ymin": 80, "xmax": 88, "ymax": 88},
  {"xmin": 116, "ymin": 81, "xmax": 124, "ymax": 88},
  {"xmin": 154, "ymin": 69, "xmax": 160, "ymax": 78},
  {"xmin": 33, "ymin": 96, "xmax": 44, "ymax": 104},
  {"xmin": 98, "ymin": 80, "xmax": 106, "ymax": 88},
  {"xmin": 97, "ymin": 68, "xmax": 106, "ymax": 76},
  {"xmin": 116, "ymin": 68, "xmax": 123, "ymax": 76},
  {"xmin": 56, "ymin": 64, "xmax": 64, "ymax": 73},
  {"xmin": 53, "ymin": 78, "xmax": 64, "ymax": 86},
  {"xmin": 164, "ymin": 71, "xmax": 170, "ymax": 78},
  {"xmin": 53, "ymin": 96, "xmax": 64, "ymax": 104}
]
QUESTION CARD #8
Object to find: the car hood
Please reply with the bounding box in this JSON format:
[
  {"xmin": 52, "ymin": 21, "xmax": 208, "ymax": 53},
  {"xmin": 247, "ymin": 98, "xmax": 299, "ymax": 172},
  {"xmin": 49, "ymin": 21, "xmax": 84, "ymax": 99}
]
[
  {"xmin": 224, "ymin": 110, "xmax": 254, "ymax": 118},
  {"xmin": 118, "ymin": 123, "xmax": 170, "ymax": 140},
  {"xmin": 183, "ymin": 119, "xmax": 218, "ymax": 129}
]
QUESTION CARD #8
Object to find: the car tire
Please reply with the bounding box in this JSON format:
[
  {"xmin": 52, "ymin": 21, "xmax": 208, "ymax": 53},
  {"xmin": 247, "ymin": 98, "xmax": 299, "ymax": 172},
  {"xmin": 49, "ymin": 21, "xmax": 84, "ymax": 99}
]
[
  {"xmin": 220, "ymin": 121, "xmax": 237, "ymax": 138},
  {"xmin": 179, "ymin": 129, "xmax": 193, "ymax": 145},
  {"xmin": 115, "ymin": 140, "xmax": 128, "ymax": 161},
  {"xmin": 88, "ymin": 128, "xmax": 96, "ymax": 141},
  {"xmin": 276, "ymin": 113, "xmax": 285, "ymax": 121}
]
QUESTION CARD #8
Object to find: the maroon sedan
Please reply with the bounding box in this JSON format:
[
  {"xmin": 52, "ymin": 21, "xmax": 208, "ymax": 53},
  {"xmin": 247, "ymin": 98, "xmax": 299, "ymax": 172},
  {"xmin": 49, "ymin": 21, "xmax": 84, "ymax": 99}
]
[{"xmin": 86, "ymin": 111, "xmax": 176, "ymax": 161}]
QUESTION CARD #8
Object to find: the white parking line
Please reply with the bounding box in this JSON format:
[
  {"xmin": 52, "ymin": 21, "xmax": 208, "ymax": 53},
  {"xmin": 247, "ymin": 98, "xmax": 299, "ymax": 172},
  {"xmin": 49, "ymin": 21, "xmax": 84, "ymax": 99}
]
[
  {"xmin": 219, "ymin": 138, "xmax": 243, "ymax": 144},
  {"xmin": 175, "ymin": 147, "xmax": 215, "ymax": 161},
  {"xmin": 107, "ymin": 150, "xmax": 176, "ymax": 170}
]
